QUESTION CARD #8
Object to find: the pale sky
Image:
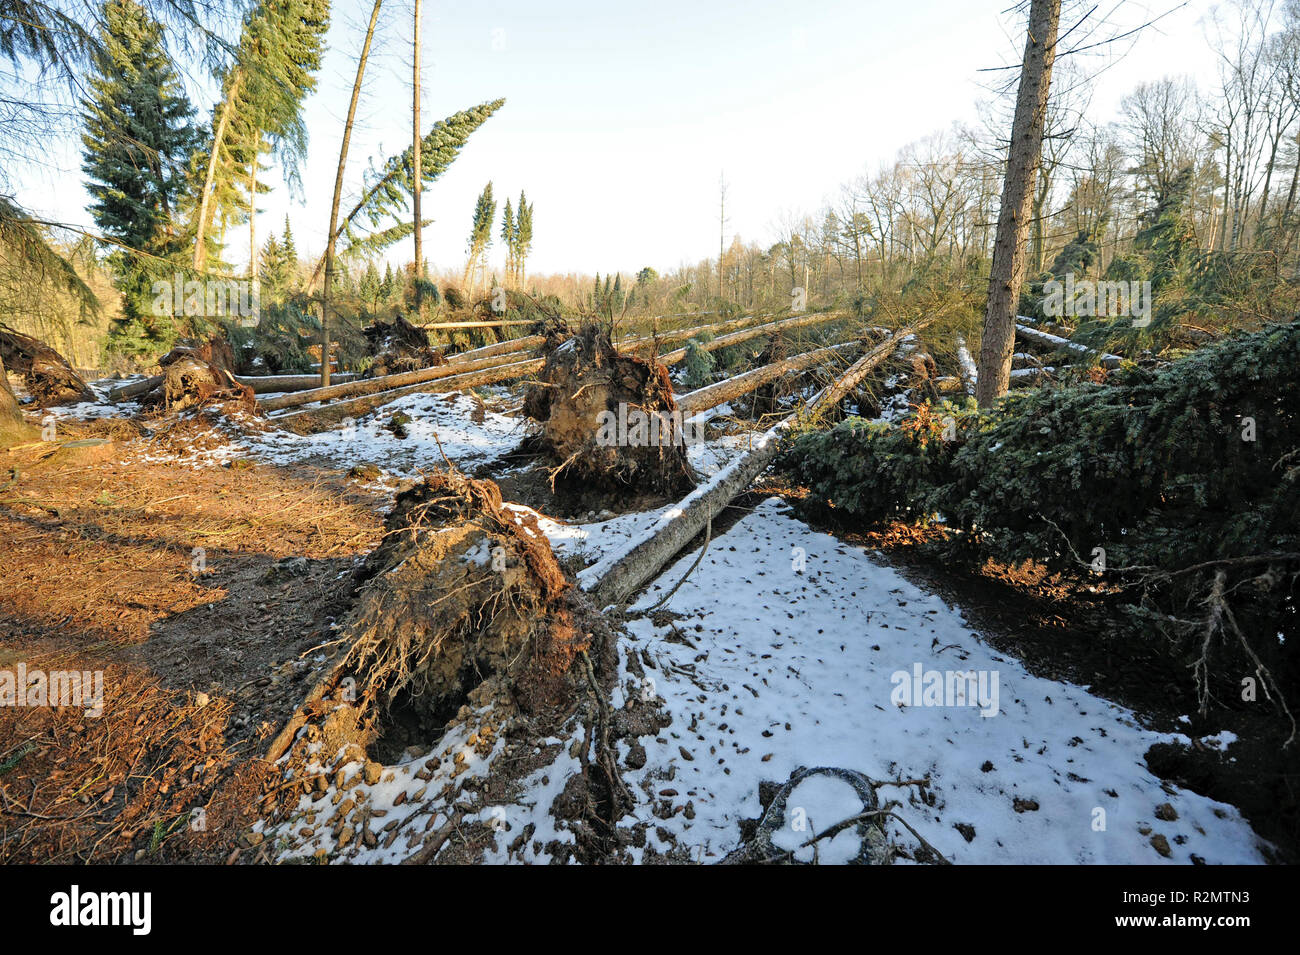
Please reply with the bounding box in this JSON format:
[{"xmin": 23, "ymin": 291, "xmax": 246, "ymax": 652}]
[{"xmin": 19, "ymin": 0, "xmax": 1224, "ymax": 278}]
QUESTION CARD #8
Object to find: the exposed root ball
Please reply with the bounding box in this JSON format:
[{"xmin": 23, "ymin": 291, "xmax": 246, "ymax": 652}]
[
  {"xmin": 142, "ymin": 358, "xmax": 255, "ymax": 412},
  {"xmin": 134, "ymin": 334, "xmax": 256, "ymax": 413},
  {"xmin": 0, "ymin": 325, "xmax": 93, "ymax": 406},
  {"xmin": 522, "ymin": 324, "xmax": 695, "ymax": 495},
  {"xmin": 160, "ymin": 335, "xmax": 238, "ymax": 373},
  {"xmin": 337, "ymin": 471, "xmax": 586, "ymax": 744},
  {"xmin": 362, "ymin": 314, "xmax": 444, "ymax": 377}
]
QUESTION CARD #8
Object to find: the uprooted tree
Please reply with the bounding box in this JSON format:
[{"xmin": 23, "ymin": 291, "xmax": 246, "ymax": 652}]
[
  {"xmin": 0, "ymin": 325, "xmax": 94, "ymax": 407},
  {"xmin": 523, "ymin": 324, "xmax": 695, "ymax": 496},
  {"xmin": 139, "ymin": 335, "xmax": 256, "ymax": 412},
  {"xmin": 267, "ymin": 471, "xmax": 592, "ymax": 759}
]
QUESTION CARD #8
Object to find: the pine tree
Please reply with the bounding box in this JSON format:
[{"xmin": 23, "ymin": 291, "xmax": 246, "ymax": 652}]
[
  {"xmin": 515, "ymin": 189, "xmax": 533, "ymax": 288},
  {"xmin": 463, "ymin": 181, "xmax": 496, "ymax": 295},
  {"xmin": 81, "ymin": 0, "xmax": 198, "ymax": 354},
  {"xmin": 360, "ymin": 260, "xmax": 381, "ymax": 314},
  {"xmin": 192, "ymin": 0, "xmax": 330, "ymax": 271},
  {"xmin": 501, "ymin": 198, "xmax": 516, "ymax": 287}
]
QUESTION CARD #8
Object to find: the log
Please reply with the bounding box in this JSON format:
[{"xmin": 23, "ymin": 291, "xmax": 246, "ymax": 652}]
[
  {"xmin": 258, "ymin": 349, "xmax": 531, "ymax": 412},
  {"xmin": 676, "ymin": 341, "xmax": 860, "ymax": 417},
  {"xmin": 655, "ymin": 310, "xmax": 851, "ymax": 365},
  {"xmin": 416, "ymin": 319, "xmax": 535, "ymax": 329},
  {"xmin": 954, "ymin": 336, "xmax": 978, "ymax": 397},
  {"xmin": 236, "ymin": 372, "xmax": 359, "ymax": 394},
  {"xmin": 271, "ymin": 356, "xmax": 545, "ymax": 433},
  {"xmin": 584, "ymin": 323, "xmax": 925, "ymax": 608},
  {"xmin": 109, "ymin": 375, "xmax": 163, "ymax": 401},
  {"xmin": 1015, "ymin": 320, "xmax": 1121, "ymax": 368},
  {"xmin": 446, "ymin": 334, "xmax": 545, "ymax": 362}
]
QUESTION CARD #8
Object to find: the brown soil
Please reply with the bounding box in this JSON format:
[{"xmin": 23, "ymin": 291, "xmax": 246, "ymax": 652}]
[{"xmin": 0, "ymin": 417, "xmax": 384, "ymax": 862}]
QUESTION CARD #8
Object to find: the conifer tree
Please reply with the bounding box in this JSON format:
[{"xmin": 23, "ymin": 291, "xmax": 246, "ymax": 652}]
[
  {"xmin": 515, "ymin": 189, "xmax": 533, "ymax": 287},
  {"xmin": 463, "ymin": 181, "xmax": 496, "ymax": 295},
  {"xmin": 81, "ymin": 0, "xmax": 198, "ymax": 354},
  {"xmin": 192, "ymin": 0, "xmax": 330, "ymax": 271},
  {"xmin": 501, "ymin": 198, "xmax": 516, "ymax": 286}
]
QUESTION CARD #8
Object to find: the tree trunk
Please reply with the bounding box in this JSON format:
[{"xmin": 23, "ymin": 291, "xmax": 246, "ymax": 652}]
[
  {"xmin": 193, "ymin": 74, "xmax": 241, "ymax": 272},
  {"xmin": 248, "ymin": 134, "xmax": 260, "ymax": 282},
  {"xmin": 260, "ymin": 349, "xmax": 528, "ymax": 412},
  {"xmin": 412, "ymin": 0, "xmax": 424, "ymax": 317},
  {"xmin": 322, "ymin": 0, "xmax": 384, "ymax": 387},
  {"xmin": 0, "ymin": 351, "xmax": 27, "ymax": 443},
  {"xmin": 975, "ymin": 0, "xmax": 1061, "ymax": 408},
  {"xmin": 676, "ymin": 342, "xmax": 859, "ymax": 417},
  {"xmin": 274, "ymin": 357, "xmax": 544, "ymax": 433},
  {"xmin": 654, "ymin": 309, "xmax": 849, "ymax": 364}
]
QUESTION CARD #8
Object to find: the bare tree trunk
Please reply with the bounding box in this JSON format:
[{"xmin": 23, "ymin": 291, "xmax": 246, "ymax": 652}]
[
  {"xmin": 412, "ymin": 0, "xmax": 424, "ymax": 317},
  {"xmin": 276, "ymin": 357, "xmax": 544, "ymax": 433},
  {"xmin": 248, "ymin": 135, "xmax": 260, "ymax": 282},
  {"xmin": 976, "ymin": 0, "xmax": 1061, "ymax": 408},
  {"xmin": 676, "ymin": 342, "xmax": 859, "ymax": 417},
  {"xmin": 0, "ymin": 351, "xmax": 24, "ymax": 438},
  {"xmin": 322, "ymin": 0, "xmax": 384, "ymax": 387},
  {"xmin": 193, "ymin": 75, "xmax": 240, "ymax": 272}
]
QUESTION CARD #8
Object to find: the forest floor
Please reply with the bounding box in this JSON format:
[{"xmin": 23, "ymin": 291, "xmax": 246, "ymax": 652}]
[{"xmin": 0, "ymin": 380, "xmax": 1282, "ymax": 864}]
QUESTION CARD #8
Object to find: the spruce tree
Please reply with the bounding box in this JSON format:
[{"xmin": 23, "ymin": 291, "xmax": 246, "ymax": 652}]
[
  {"xmin": 515, "ymin": 189, "xmax": 533, "ymax": 287},
  {"xmin": 192, "ymin": 0, "xmax": 330, "ymax": 271},
  {"xmin": 463, "ymin": 181, "xmax": 496, "ymax": 294},
  {"xmin": 81, "ymin": 0, "xmax": 197, "ymax": 354},
  {"xmin": 500, "ymin": 198, "xmax": 515, "ymax": 286}
]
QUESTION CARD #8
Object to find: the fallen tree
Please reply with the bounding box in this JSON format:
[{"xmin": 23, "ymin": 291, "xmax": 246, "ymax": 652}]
[
  {"xmin": 124, "ymin": 336, "xmax": 257, "ymax": 413},
  {"xmin": 265, "ymin": 470, "xmax": 587, "ymax": 763},
  {"xmin": 362, "ymin": 315, "xmax": 445, "ymax": 377},
  {"xmin": 522, "ymin": 324, "xmax": 694, "ymax": 495},
  {"xmin": 0, "ymin": 326, "xmax": 94, "ymax": 406},
  {"xmin": 676, "ymin": 341, "xmax": 860, "ymax": 417},
  {"xmin": 1015, "ymin": 319, "xmax": 1121, "ymax": 368},
  {"xmin": 783, "ymin": 319, "xmax": 1300, "ymax": 745},
  {"xmin": 259, "ymin": 348, "xmax": 532, "ymax": 412},
  {"xmin": 584, "ymin": 321, "xmax": 927, "ymax": 609},
  {"xmin": 237, "ymin": 372, "xmax": 360, "ymax": 394},
  {"xmin": 271, "ymin": 356, "xmax": 544, "ymax": 433},
  {"xmin": 655, "ymin": 310, "xmax": 851, "ymax": 365}
]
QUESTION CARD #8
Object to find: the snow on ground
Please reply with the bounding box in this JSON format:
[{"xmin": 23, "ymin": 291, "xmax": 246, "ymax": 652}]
[
  {"xmin": 587, "ymin": 496, "xmax": 1264, "ymax": 864},
  {"xmin": 40, "ymin": 377, "xmax": 142, "ymax": 421},
  {"xmin": 245, "ymin": 392, "xmax": 526, "ymax": 477},
  {"xmin": 264, "ymin": 709, "xmax": 511, "ymax": 864}
]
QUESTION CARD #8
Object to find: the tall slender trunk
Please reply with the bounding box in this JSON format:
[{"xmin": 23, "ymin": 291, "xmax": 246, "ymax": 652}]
[
  {"xmin": 412, "ymin": 0, "xmax": 424, "ymax": 316},
  {"xmin": 194, "ymin": 74, "xmax": 241, "ymax": 272},
  {"xmin": 322, "ymin": 0, "xmax": 384, "ymax": 387},
  {"xmin": 976, "ymin": 0, "xmax": 1061, "ymax": 408},
  {"xmin": 248, "ymin": 135, "xmax": 260, "ymax": 280},
  {"xmin": 0, "ymin": 351, "xmax": 22, "ymax": 433}
]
